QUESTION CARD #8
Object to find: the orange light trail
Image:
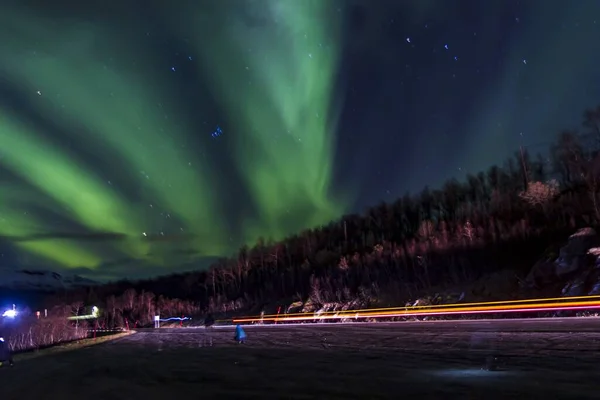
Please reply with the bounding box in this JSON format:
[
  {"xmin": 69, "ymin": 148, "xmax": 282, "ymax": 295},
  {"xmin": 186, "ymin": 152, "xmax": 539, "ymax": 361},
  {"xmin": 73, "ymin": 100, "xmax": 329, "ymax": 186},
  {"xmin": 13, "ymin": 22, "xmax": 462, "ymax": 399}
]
[
  {"xmin": 232, "ymin": 296, "xmax": 600, "ymax": 324},
  {"xmin": 234, "ymin": 294, "xmax": 600, "ymax": 321}
]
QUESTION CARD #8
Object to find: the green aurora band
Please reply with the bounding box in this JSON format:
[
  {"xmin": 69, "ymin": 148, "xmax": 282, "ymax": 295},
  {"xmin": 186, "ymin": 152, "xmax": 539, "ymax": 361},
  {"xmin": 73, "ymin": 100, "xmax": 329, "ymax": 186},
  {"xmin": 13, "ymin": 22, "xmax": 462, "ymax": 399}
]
[
  {"xmin": 173, "ymin": 0, "xmax": 344, "ymax": 241},
  {"xmin": 0, "ymin": 2, "xmax": 346, "ymax": 277}
]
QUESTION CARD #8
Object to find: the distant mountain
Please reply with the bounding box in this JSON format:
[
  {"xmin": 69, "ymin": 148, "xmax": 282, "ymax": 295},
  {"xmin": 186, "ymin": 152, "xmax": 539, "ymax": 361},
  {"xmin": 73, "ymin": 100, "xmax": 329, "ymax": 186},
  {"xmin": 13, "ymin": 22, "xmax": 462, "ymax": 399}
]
[{"xmin": 0, "ymin": 269, "xmax": 98, "ymax": 292}]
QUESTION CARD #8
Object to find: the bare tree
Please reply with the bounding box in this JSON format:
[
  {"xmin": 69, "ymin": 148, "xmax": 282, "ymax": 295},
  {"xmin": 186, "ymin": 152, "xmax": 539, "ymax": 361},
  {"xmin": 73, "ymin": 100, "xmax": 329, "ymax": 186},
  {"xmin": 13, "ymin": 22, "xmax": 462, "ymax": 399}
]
[
  {"xmin": 519, "ymin": 179, "xmax": 560, "ymax": 208},
  {"xmin": 122, "ymin": 288, "xmax": 136, "ymax": 311},
  {"xmin": 70, "ymin": 301, "xmax": 83, "ymax": 330},
  {"xmin": 417, "ymin": 220, "xmax": 435, "ymax": 241},
  {"xmin": 463, "ymin": 221, "xmax": 475, "ymax": 242}
]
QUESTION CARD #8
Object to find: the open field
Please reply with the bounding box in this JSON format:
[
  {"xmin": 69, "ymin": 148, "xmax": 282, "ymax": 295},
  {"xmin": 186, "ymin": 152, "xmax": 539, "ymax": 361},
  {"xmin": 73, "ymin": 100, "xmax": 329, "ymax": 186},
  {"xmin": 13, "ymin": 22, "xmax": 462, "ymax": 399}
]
[
  {"xmin": 1, "ymin": 318, "xmax": 599, "ymax": 399},
  {"xmin": 12, "ymin": 331, "xmax": 134, "ymax": 362}
]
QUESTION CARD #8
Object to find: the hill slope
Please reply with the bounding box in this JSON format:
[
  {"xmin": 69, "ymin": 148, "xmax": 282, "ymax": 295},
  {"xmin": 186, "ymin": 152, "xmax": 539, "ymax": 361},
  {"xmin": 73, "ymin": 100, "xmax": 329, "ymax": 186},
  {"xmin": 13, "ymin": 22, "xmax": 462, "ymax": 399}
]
[{"xmin": 0, "ymin": 269, "xmax": 97, "ymax": 292}]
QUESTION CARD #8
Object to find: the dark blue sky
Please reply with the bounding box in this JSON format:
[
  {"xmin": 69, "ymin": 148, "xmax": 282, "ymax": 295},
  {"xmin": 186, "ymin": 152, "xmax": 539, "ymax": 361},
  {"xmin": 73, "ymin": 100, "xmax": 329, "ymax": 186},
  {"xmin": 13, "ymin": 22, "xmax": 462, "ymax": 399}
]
[{"xmin": 338, "ymin": 0, "xmax": 600, "ymax": 209}]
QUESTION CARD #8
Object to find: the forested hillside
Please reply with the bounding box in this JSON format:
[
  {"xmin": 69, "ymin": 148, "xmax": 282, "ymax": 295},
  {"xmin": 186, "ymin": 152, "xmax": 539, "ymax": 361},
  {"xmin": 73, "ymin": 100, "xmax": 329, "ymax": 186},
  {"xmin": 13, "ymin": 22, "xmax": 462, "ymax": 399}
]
[{"xmin": 53, "ymin": 106, "xmax": 600, "ymax": 320}]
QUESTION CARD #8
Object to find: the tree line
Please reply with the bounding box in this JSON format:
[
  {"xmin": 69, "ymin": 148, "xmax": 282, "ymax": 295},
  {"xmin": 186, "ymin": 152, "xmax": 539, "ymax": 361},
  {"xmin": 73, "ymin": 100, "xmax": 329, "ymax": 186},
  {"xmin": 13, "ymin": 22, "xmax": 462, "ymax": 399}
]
[
  {"xmin": 51, "ymin": 105, "xmax": 600, "ymax": 322},
  {"xmin": 45, "ymin": 288, "xmax": 199, "ymax": 329}
]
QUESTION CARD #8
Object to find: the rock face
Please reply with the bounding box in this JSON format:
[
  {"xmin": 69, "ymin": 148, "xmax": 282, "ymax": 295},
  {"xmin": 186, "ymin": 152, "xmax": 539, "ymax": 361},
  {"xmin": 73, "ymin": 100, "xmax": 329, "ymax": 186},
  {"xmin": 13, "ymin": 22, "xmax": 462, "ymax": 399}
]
[
  {"xmin": 526, "ymin": 260, "xmax": 556, "ymax": 286},
  {"xmin": 469, "ymin": 270, "xmax": 520, "ymax": 301},
  {"xmin": 555, "ymin": 228, "xmax": 599, "ymax": 277},
  {"xmin": 527, "ymin": 228, "xmax": 600, "ymax": 297},
  {"xmin": 561, "ymin": 274, "xmax": 587, "ymax": 297}
]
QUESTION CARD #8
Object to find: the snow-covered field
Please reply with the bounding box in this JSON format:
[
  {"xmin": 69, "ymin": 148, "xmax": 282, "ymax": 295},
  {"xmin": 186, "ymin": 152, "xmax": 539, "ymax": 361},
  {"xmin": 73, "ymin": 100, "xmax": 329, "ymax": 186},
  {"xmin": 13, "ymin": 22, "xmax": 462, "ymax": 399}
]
[{"xmin": 1, "ymin": 321, "xmax": 599, "ymax": 399}]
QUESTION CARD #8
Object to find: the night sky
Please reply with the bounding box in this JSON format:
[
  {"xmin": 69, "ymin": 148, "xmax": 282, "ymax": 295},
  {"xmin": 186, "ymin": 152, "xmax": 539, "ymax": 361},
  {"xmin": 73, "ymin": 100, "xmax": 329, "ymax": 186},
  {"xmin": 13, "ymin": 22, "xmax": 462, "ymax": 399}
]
[{"xmin": 1, "ymin": 0, "xmax": 599, "ymax": 281}]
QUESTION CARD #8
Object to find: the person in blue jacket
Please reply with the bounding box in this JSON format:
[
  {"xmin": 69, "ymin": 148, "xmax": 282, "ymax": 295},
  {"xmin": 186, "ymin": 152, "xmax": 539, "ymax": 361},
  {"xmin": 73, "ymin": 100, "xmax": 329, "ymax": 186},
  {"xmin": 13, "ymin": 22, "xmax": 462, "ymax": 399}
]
[
  {"xmin": 234, "ymin": 325, "xmax": 247, "ymax": 344},
  {"xmin": 0, "ymin": 336, "xmax": 14, "ymax": 367}
]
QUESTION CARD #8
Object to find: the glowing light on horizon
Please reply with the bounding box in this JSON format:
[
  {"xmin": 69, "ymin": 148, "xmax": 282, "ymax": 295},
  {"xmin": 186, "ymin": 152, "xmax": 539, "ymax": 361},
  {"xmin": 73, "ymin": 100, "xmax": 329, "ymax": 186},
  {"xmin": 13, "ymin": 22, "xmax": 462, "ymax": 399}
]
[{"xmin": 2, "ymin": 310, "xmax": 17, "ymax": 318}]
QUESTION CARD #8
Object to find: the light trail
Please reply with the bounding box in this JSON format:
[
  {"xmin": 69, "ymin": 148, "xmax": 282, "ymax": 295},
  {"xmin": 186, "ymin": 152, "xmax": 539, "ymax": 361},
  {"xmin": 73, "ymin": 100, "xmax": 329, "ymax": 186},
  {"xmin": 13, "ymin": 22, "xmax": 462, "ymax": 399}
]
[
  {"xmin": 232, "ymin": 297, "xmax": 600, "ymax": 324},
  {"xmin": 159, "ymin": 317, "xmax": 191, "ymax": 322},
  {"xmin": 234, "ymin": 294, "xmax": 600, "ymax": 320},
  {"xmin": 366, "ymin": 304, "xmax": 600, "ymax": 319}
]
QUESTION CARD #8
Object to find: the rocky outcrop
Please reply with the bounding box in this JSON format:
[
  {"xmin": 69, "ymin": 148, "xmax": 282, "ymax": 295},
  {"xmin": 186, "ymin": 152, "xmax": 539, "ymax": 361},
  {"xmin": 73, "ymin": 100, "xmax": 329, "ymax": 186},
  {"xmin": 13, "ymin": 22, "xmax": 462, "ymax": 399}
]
[
  {"xmin": 526, "ymin": 259, "xmax": 556, "ymax": 286},
  {"xmin": 561, "ymin": 273, "xmax": 588, "ymax": 297},
  {"xmin": 585, "ymin": 247, "xmax": 600, "ymax": 295},
  {"xmin": 555, "ymin": 228, "xmax": 599, "ymax": 277},
  {"xmin": 469, "ymin": 270, "xmax": 521, "ymax": 300},
  {"xmin": 527, "ymin": 228, "xmax": 600, "ymax": 298}
]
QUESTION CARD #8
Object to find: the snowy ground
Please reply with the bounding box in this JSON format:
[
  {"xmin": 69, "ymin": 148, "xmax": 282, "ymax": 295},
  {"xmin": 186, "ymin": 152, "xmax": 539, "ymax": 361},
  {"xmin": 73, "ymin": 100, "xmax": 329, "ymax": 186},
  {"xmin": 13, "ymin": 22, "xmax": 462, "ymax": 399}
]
[{"xmin": 1, "ymin": 319, "xmax": 600, "ymax": 399}]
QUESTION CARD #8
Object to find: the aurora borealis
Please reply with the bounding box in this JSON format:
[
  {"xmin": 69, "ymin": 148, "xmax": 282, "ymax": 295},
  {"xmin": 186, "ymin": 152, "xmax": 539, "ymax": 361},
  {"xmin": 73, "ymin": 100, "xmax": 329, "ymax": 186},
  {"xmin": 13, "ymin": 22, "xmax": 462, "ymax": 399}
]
[
  {"xmin": 0, "ymin": 0, "xmax": 345, "ymax": 279},
  {"xmin": 2, "ymin": 0, "xmax": 600, "ymax": 280},
  {"xmin": 181, "ymin": 0, "xmax": 344, "ymax": 241}
]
